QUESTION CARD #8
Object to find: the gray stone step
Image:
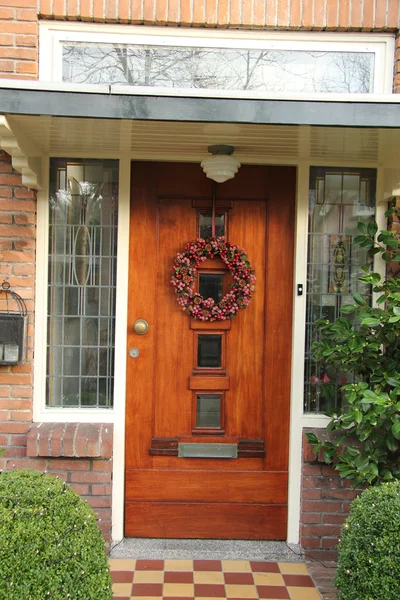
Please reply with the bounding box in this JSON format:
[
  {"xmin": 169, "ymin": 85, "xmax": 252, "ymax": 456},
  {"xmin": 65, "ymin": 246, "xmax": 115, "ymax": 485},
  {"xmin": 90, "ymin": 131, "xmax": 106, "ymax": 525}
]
[{"xmin": 109, "ymin": 539, "xmax": 303, "ymax": 562}]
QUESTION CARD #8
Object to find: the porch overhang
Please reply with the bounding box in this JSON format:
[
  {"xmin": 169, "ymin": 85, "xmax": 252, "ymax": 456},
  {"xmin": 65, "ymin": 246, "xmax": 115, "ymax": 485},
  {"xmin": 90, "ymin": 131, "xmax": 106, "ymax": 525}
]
[
  {"xmin": 1, "ymin": 81, "xmax": 400, "ymax": 193},
  {"xmin": 2, "ymin": 81, "xmax": 400, "ymax": 127}
]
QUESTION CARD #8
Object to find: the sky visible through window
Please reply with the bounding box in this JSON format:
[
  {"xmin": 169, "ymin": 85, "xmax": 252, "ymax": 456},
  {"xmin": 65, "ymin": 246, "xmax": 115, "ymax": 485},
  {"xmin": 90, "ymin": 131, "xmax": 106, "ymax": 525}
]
[{"xmin": 63, "ymin": 43, "xmax": 374, "ymax": 94}]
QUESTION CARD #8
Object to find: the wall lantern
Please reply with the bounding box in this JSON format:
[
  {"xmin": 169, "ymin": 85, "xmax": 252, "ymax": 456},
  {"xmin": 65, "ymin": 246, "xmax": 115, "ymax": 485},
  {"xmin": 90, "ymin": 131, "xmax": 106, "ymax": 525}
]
[
  {"xmin": 0, "ymin": 280, "xmax": 28, "ymax": 365},
  {"xmin": 201, "ymin": 145, "xmax": 241, "ymax": 183}
]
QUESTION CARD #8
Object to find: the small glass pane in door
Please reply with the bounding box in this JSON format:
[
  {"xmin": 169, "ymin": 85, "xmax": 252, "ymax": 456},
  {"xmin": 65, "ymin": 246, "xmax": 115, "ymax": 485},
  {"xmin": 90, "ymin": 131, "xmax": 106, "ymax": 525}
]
[
  {"xmin": 198, "ymin": 335, "xmax": 222, "ymax": 368},
  {"xmin": 199, "ymin": 213, "xmax": 225, "ymax": 238},
  {"xmin": 199, "ymin": 273, "xmax": 223, "ymax": 303},
  {"xmin": 196, "ymin": 394, "xmax": 221, "ymax": 428}
]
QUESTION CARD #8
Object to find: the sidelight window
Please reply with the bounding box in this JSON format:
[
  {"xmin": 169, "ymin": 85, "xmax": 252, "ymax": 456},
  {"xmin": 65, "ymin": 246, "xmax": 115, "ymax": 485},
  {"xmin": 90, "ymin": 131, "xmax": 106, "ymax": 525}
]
[
  {"xmin": 304, "ymin": 167, "xmax": 376, "ymax": 413},
  {"xmin": 46, "ymin": 159, "xmax": 119, "ymax": 408}
]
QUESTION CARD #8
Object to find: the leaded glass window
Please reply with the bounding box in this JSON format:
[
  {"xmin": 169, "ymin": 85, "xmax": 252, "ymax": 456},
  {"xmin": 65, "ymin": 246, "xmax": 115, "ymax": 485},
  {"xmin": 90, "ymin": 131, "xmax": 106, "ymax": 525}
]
[
  {"xmin": 304, "ymin": 167, "xmax": 376, "ymax": 413},
  {"xmin": 47, "ymin": 159, "xmax": 119, "ymax": 408}
]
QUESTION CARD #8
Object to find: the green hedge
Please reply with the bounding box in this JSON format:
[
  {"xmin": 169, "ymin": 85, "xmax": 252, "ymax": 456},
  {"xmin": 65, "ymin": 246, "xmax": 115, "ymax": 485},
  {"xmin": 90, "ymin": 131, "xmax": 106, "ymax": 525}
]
[
  {"xmin": 336, "ymin": 481, "xmax": 400, "ymax": 600},
  {"xmin": 0, "ymin": 469, "xmax": 113, "ymax": 600}
]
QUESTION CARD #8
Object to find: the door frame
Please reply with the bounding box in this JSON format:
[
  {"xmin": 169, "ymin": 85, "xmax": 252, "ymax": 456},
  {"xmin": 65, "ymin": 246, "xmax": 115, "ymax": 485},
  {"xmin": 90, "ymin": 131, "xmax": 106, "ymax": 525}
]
[
  {"xmin": 110, "ymin": 158, "xmax": 325, "ymax": 543},
  {"xmin": 123, "ymin": 161, "xmax": 296, "ymax": 539}
]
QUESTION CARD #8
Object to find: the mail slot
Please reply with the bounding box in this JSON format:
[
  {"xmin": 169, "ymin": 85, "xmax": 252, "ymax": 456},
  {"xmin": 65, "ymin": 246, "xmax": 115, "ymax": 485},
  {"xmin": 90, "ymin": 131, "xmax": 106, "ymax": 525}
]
[{"xmin": 178, "ymin": 443, "xmax": 238, "ymax": 458}]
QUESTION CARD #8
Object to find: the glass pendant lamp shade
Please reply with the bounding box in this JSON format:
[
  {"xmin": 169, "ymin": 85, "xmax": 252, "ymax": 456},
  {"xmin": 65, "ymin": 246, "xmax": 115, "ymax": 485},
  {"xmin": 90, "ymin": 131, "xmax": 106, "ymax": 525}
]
[{"xmin": 201, "ymin": 145, "xmax": 241, "ymax": 183}]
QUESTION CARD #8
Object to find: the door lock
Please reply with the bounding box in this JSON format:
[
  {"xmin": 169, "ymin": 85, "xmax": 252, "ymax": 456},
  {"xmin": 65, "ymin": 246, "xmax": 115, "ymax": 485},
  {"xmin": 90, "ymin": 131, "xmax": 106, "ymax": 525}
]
[{"xmin": 129, "ymin": 347, "xmax": 140, "ymax": 358}]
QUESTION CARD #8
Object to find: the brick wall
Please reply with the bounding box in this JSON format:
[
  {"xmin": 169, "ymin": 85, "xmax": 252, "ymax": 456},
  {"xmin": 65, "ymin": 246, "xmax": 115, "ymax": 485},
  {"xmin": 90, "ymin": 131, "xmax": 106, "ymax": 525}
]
[
  {"xmin": 36, "ymin": 0, "xmax": 400, "ymax": 29},
  {"xmin": 0, "ymin": 149, "xmax": 35, "ymax": 428},
  {"xmin": 301, "ymin": 430, "xmax": 364, "ymax": 561},
  {"xmin": 25, "ymin": 422, "xmax": 113, "ymax": 544},
  {"xmin": 0, "ymin": 0, "xmax": 38, "ymax": 80},
  {"xmin": 1, "ymin": 420, "xmax": 114, "ymax": 544}
]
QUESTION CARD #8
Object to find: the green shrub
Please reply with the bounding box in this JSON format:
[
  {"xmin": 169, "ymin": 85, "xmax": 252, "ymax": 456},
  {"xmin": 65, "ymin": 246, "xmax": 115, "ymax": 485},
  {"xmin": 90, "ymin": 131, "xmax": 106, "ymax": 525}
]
[
  {"xmin": 336, "ymin": 481, "xmax": 400, "ymax": 600},
  {"xmin": 0, "ymin": 469, "xmax": 113, "ymax": 600}
]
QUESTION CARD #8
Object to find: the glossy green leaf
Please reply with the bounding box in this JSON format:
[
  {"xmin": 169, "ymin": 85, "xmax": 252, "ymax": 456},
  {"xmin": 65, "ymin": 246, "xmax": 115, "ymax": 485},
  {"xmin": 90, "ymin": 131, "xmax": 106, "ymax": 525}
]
[
  {"xmin": 391, "ymin": 421, "xmax": 400, "ymax": 440},
  {"xmin": 353, "ymin": 293, "xmax": 367, "ymax": 306}
]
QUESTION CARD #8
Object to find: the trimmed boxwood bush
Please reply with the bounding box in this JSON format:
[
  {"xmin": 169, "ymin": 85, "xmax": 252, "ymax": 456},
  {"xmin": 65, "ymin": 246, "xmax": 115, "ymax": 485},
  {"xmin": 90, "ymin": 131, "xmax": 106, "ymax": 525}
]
[
  {"xmin": 336, "ymin": 481, "xmax": 400, "ymax": 600},
  {"xmin": 0, "ymin": 469, "xmax": 113, "ymax": 600}
]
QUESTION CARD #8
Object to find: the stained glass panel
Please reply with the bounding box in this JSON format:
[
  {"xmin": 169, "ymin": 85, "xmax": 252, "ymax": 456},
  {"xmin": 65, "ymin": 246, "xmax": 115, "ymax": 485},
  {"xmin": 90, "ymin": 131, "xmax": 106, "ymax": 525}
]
[
  {"xmin": 46, "ymin": 159, "xmax": 119, "ymax": 408},
  {"xmin": 304, "ymin": 167, "xmax": 376, "ymax": 413}
]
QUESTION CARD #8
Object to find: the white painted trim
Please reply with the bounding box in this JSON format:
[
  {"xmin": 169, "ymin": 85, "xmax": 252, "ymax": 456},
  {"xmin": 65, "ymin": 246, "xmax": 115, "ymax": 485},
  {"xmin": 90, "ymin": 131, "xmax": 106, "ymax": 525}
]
[
  {"xmin": 33, "ymin": 157, "xmax": 50, "ymax": 423},
  {"xmin": 3, "ymin": 77, "xmax": 400, "ymax": 103},
  {"xmin": 287, "ymin": 162, "xmax": 309, "ymax": 544},
  {"xmin": 33, "ymin": 157, "xmax": 121, "ymax": 425},
  {"xmin": 38, "ymin": 21, "xmax": 394, "ymax": 95},
  {"xmin": 0, "ymin": 116, "xmax": 42, "ymax": 189},
  {"xmin": 111, "ymin": 157, "xmax": 131, "ymax": 541}
]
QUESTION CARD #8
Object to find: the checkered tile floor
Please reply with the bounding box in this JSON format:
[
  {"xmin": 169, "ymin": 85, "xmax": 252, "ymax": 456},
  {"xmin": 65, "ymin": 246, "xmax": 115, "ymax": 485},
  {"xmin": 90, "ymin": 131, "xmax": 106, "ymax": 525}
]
[{"xmin": 109, "ymin": 559, "xmax": 322, "ymax": 600}]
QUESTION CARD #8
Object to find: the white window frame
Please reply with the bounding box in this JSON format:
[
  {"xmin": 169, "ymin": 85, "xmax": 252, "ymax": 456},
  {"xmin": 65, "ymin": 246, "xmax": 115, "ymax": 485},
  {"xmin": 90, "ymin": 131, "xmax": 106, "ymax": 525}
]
[
  {"xmin": 39, "ymin": 21, "xmax": 395, "ymax": 96},
  {"xmin": 33, "ymin": 157, "xmax": 131, "ymax": 424}
]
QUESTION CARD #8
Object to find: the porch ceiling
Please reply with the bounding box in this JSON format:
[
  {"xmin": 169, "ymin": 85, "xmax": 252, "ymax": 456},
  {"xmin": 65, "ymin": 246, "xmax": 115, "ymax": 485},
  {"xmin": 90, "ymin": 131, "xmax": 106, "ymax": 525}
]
[{"xmin": 5, "ymin": 114, "xmax": 400, "ymax": 168}]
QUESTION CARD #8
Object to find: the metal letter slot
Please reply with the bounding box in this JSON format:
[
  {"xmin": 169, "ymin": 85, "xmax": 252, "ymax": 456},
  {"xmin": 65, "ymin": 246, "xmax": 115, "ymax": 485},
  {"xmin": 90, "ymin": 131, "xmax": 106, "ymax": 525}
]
[
  {"xmin": 133, "ymin": 319, "xmax": 149, "ymax": 335},
  {"xmin": 178, "ymin": 443, "xmax": 238, "ymax": 459}
]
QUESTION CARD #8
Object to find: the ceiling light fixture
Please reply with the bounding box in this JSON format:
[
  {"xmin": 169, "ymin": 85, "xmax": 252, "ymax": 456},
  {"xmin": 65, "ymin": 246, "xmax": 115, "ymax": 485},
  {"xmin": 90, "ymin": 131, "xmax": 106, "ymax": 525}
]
[{"xmin": 200, "ymin": 145, "xmax": 241, "ymax": 183}]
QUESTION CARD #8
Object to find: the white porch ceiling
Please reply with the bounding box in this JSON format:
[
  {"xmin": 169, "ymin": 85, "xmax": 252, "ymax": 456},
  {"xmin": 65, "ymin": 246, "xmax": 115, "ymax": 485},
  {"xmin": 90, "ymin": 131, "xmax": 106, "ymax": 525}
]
[{"xmin": 5, "ymin": 115, "xmax": 400, "ymax": 168}]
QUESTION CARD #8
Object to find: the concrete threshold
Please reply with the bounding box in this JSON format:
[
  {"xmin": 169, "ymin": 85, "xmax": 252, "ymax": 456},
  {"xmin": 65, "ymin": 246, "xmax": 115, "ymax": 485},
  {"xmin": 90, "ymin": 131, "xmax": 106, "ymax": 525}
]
[{"xmin": 109, "ymin": 539, "xmax": 303, "ymax": 562}]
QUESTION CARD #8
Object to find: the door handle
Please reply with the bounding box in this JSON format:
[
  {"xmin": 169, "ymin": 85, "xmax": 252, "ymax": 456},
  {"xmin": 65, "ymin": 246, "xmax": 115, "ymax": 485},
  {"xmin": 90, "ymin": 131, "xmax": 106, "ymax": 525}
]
[{"xmin": 133, "ymin": 319, "xmax": 149, "ymax": 335}]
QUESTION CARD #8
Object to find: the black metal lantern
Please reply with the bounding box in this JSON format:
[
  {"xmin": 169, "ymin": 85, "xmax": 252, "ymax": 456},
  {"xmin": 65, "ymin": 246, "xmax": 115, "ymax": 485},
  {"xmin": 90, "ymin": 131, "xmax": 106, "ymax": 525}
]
[{"xmin": 0, "ymin": 280, "xmax": 28, "ymax": 365}]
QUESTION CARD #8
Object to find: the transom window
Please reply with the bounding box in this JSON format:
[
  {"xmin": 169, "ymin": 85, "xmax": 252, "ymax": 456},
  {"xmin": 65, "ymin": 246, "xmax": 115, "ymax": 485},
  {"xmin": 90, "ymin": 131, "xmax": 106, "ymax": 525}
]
[
  {"xmin": 62, "ymin": 45, "xmax": 375, "ymax": 93},
  {"xmin": 40, "ymin": 24, "xmax": 394, "ymax": 95}
]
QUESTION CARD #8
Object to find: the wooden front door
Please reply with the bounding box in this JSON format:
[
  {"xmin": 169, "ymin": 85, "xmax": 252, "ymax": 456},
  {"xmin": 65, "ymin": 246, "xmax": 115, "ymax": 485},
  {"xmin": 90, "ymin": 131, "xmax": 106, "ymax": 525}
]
[{"xmin": 125, "ymin": 162, "xmax": 295, "ymax": 539}]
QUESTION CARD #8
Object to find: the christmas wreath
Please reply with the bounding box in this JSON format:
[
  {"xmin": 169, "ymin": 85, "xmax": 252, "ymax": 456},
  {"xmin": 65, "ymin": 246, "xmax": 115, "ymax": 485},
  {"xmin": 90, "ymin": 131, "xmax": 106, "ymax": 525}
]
[{"xmin": 171, "ymin": 236, "xmax": 256, "ymax": 321}]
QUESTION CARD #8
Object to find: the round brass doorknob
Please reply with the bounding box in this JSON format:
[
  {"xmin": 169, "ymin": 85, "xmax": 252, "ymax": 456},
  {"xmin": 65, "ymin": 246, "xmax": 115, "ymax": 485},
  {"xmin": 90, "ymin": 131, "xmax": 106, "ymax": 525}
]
[{"xmin": 133, "ymin": 319, "xmax": 149, "ymax": 335}]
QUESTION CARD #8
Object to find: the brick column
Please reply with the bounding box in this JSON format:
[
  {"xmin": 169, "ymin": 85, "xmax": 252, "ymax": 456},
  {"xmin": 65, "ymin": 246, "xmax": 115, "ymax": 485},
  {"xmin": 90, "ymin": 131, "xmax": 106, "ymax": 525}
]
[
  {"xmin": 0, "ymin": 149, "xmax": 36, "ymax": 465},
  {"xmin": 301, "ymin": 430, "xmax": 364, "ymax": 561},
  {"xmin": 25, "ymin": 422, "xmax": 114, "ymax": 544}
]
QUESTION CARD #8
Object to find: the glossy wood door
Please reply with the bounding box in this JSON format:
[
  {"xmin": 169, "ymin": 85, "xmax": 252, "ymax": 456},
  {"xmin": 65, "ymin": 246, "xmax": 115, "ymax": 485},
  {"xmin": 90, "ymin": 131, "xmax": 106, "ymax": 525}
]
[{"xmin": 125, "ymin": 162, "xmax": 296, "ymax": 539}]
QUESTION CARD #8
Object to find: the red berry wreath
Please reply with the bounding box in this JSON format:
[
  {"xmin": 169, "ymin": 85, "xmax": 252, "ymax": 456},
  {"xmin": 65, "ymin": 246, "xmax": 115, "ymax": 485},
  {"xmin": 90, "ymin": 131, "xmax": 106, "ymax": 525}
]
[{"xmin": 171, "ymin": 236, "xmax": 256, "ymax": 321}]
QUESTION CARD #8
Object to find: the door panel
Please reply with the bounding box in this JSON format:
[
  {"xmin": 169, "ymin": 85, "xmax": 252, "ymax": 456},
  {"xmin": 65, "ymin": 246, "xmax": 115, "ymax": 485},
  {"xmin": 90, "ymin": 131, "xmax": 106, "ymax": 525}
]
[
  {"xmin": 125, "ymin": 470, "xmax": 288, "ymax": 503},
  {"xmin": 125, "ymin": 503, "xmax": 287, "ymax": 539},
  {"xmin": 125, "ymin": 162, "xmax": 295, "ymax": 539}
]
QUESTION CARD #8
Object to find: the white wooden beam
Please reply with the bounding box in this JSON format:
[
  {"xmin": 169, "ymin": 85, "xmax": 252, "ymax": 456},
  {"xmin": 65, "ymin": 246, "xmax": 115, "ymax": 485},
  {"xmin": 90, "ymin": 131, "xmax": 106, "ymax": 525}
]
[{"xmin": 0, "ymin": 115, "xmax": 42, "ymax": 190}]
